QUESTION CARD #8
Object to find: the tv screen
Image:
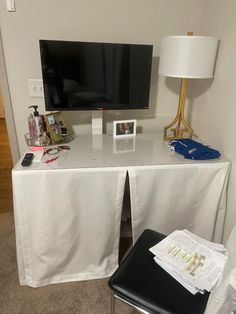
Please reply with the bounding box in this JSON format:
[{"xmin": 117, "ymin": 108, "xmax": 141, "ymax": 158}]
[{"xmin": 39, "ymin": 40, "xmax": 153, "ymax": 111}]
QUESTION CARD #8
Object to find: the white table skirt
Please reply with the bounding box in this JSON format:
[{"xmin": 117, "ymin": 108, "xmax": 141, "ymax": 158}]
[
  {"xmin": 12, "ymin": 134, "xmax": 231, "ymax": 287},
  {"xmin": 128, "ymin": 162, "xmax": 230, "ymax": 243},
  {"xmin": 13, "ymin": 168, "xmax": 127, "ymax": 287}
]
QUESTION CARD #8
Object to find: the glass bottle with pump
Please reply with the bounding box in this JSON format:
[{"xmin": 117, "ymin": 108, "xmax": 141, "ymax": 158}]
[
  {"xmin": 28, "ymin": 105, "xmax": 50, "ymax": 146},
  {"xmin": 28, "ymin": 112, "xmax": 36, "ymax": 140},
  {"xmin": 28, "ymin": 105, "xmax": 43, "ymax": 138}
]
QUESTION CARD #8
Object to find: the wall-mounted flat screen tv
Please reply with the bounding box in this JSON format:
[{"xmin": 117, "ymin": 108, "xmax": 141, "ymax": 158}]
[{"xmin": 39, "ymin": 40, "xmax": 153, "ymax": 111}]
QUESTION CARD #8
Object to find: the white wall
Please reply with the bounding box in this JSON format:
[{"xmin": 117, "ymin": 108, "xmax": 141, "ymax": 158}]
[
  {"xmin": 3, "ymin": 0, "xmax": 235, "ymax": 240},
  {"xmin": 191, "ymin": 0, "xmax": 236, "ymax": 241},
  {"xmin": 1, "ymin": 0, "xmax": 234, "ymax": 240},
  {"xmin": 0, "ymin": 0, "xmax": 203, "ymax": 155}
]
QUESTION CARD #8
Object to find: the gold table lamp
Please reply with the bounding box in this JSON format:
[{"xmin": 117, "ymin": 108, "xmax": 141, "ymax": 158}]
[{"xmin": 159, "ymin": 33, "xmax": 218, "ymax": 141}]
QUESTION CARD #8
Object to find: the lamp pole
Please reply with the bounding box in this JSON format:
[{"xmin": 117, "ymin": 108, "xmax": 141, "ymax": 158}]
[{"xmin": 164, "ymin": 77, "xmax": 193, "ymax": 140}]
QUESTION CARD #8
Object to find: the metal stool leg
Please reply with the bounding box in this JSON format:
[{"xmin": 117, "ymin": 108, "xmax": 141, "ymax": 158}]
[{"xmin": 113, "ymin": 293, "xmax": 151, "ymax": 314}]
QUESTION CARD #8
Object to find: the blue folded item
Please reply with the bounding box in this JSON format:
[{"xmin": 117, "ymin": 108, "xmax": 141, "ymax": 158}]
[{"xmin": 169, "ymin": 139, "xmax": 221, "ymax": 160}]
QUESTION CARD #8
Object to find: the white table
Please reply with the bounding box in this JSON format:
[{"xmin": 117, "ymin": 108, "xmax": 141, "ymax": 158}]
[{"xmin": 12, "ymin": 134, "xmax": 230, "ymax": 287}]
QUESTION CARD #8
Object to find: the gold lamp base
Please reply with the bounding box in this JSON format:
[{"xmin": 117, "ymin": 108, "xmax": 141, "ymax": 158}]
[{"xmin": 163, "ymin": 78, "xmax": 193, "ymax": 141}]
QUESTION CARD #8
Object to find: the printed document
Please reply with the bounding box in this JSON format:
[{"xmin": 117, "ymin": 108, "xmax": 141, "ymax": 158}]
[{"xmin": 149, "ymin": 230, "xmax": 227, "ymax": 294}]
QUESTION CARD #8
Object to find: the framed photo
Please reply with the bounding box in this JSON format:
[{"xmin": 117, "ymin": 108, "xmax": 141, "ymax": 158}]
[
  {"xmin": 44, "ymin": 112, "xmax": 67, "ymax": 144},
  {"xmin": 113, "ymin": 119, "xmax": 136, "ymax": 138}
]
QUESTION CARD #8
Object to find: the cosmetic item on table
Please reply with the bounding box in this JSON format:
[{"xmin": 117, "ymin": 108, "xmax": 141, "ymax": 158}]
[
  {"xmin": 27, "ymin": 106, "xmax": 50, "ymax": 146},
  {"xmin": 44, "ymin": 156, "xmax": 59, "ymax": 164},
  {"xmin": 28, "ymin": 105, "xmax": 43, "ymax": 138},
  {"xmin": 28, "ymin": 113, "xmax": 36, "ymax": 140}
]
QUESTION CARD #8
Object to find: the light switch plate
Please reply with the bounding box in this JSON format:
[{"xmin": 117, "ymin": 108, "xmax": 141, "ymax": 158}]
[
  {"xmin": 6, "ymin": 0, "xmax": 15, "ymax": 12},
  {"xmin": 28, "ymin": 79, "xmax": 44, "ymax": 98}
]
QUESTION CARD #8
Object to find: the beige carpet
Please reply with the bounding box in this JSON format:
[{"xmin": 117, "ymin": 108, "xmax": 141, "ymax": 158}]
[{"xmin": 0, "ymin": 212, "xmax": 135, "ymax": 314}]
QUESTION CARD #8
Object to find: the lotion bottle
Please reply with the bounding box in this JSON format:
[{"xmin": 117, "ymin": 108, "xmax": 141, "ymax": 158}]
[
  {"xmin": 28, "ymin": 105, "xmax": 43, "ymax": 138},
  {"xmin": 28, "ymin": 113, "xmax": 36, "ymax": 140}
]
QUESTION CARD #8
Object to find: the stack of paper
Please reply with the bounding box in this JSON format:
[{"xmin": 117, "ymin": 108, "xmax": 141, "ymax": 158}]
[{"xmin": 149, "ymin": 230, "xmax": 227, "ymax": 295}]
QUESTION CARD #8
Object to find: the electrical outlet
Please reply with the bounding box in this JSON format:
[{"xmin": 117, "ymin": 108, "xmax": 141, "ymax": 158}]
[{"xmin": 28, "ymin": 79, "xmax": 44, "ymax": 97}]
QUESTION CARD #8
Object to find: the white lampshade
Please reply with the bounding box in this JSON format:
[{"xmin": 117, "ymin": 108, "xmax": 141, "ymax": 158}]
[{"xmin": 159, "ymin": 36, "xmax": 218, "ymax": 78}]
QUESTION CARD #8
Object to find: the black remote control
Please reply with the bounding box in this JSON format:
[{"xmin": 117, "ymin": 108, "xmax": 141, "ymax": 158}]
[{"xmin": 21, "ymin": 153, "xmax": 34, "ymax": 167}]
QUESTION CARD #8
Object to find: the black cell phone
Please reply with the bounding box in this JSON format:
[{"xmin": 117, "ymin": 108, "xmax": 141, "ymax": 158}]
[{"xmin": 21, "ymin": 153, "xmax": 34, "ymax": 167}]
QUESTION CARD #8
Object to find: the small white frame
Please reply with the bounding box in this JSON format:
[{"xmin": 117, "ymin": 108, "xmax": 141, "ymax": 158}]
[{"xmin": 113, "ymin": 119, "xmax": 136, "ymax": 138}]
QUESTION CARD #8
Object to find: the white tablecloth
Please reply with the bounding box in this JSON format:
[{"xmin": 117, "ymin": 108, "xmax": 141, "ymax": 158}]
[
  {"xmin": 13, "ymin": 167, "xmax": 126, "ymax": 287},
  {"xmin": 12, "ymin": 134, "xmax": 231, "ymax": 287},
  {"xmin": 129, "ymin": 162, "xmax": 230, "ymax": 243}
]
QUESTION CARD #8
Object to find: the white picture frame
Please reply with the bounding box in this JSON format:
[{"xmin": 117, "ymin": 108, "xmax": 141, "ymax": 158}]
[{"xmin": 113, "ymin": 119, "xmax": 136, "ymax": 138}]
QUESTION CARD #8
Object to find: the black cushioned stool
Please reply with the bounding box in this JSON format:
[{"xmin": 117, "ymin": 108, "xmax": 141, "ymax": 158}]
[{"xmin": 108, "ymin": 229, "xmax": 209, "ymax": 314}]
